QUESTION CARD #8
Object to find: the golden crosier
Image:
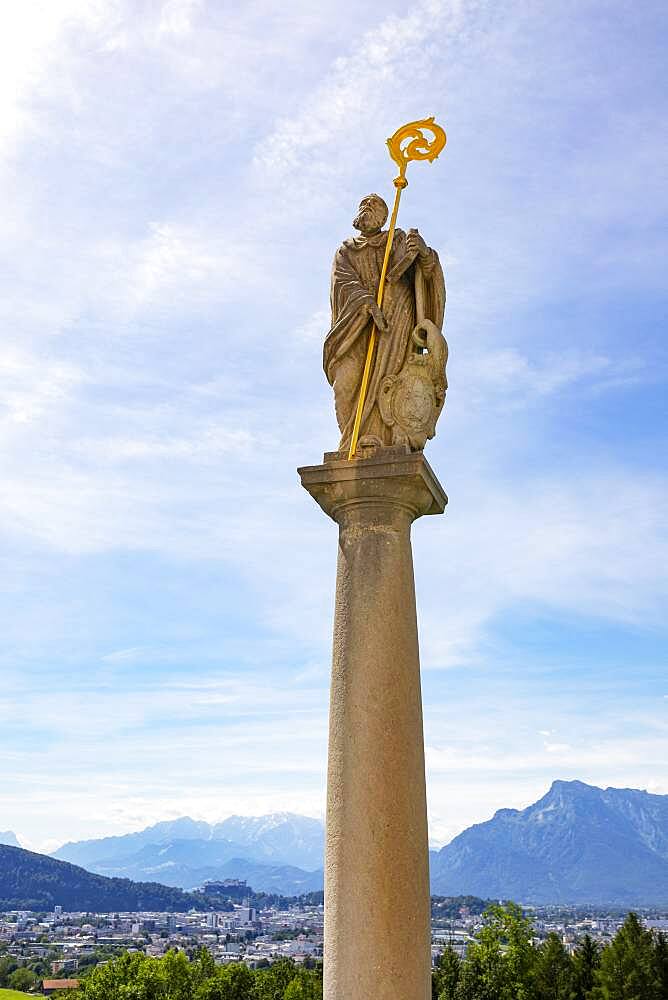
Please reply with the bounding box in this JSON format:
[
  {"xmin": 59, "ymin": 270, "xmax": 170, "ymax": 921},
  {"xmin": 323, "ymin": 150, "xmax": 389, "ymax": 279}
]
[
  {"xmin": 386, "ymin": 116, "xmax": 447, "ymax": 186},
  {"xmin": 347, "ymin": 116, "xmax": 447, "ymax": 460}
]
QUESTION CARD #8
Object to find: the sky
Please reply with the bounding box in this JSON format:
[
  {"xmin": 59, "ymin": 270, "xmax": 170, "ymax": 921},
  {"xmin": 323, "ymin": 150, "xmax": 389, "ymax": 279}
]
[{"xmin": 0, "ymin": 0, "xmax": 666, "ymax": 855}]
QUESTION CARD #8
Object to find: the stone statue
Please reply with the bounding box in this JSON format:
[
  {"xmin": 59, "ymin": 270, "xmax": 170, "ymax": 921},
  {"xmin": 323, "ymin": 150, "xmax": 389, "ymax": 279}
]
[{"xmin": 324, "ymin": 193, "xmax": 447, "ymax": 455}]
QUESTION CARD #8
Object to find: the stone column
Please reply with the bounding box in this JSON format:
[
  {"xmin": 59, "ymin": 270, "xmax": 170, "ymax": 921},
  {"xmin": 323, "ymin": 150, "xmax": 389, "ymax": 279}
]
[{"xmin": 299, "ymin": 446, "xmax": 446, "ymax": 1000}]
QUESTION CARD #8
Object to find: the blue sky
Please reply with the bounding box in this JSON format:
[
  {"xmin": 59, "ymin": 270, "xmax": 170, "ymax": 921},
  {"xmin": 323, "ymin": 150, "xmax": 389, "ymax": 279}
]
[{"xmin": 0, "ymin": 0, "xmax": 666, "ymax": 853}]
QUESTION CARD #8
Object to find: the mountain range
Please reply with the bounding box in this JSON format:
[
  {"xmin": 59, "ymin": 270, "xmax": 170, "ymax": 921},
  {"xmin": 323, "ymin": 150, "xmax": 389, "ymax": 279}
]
[
  {"xmin": 52, "ymin": 813, "xmax": 325, "ymax": 896},
  {"xmin": 4, "ymin": 782, "xmax": 667, "ymax": 904},
  {"xmin": 430, "ymin": 780, "xmax": 668, "ymax": 904}
]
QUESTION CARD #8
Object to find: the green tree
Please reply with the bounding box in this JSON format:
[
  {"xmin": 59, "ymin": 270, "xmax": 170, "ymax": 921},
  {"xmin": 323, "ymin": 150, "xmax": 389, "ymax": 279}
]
[
  {"xmin": 253, "ymin": 959, "xmax": 297, "ymax": 1000},
  {"xmin": 192, "ymin": 948, "xmax": 217, "ymax": 989},
  {"xmin": 133, "ymin": 956, "xmax": 171, "ymax": 1000},
  {"xmin": 9, "ymin": 966, "xmax": 39, "ymax": 991},
  {"xmin": 573, "ymin": 934, "xmax": 601, "ymax": 1000},
  {"xmin": 0, "ymin": 955, "xmax": 18, "ymax": 988},
  {"xmin": 195, "ymin": 962, "xmax": 254, "ymax": 1000},
  {"xmin": 81, "ymin": 951, "xmax": 165, "ymax": 1000},
  {"xmin": 592, "ymin": 913, "xmax": 660, "ymax": 1000},
  {"xmin": 458, "ymin": 902, "xmax": 535, "ymax": 1000},
  {"xmin": 282, "ymin": 969, "xmax": 322, "ymax": 1000},
  {"xmin": 433, "ymin": 944, "xmax": 461, "ymax": 1000},
  {"xmin": 653, "ymin": 932, "xmax": 668, "ymax": 1000},
  {"xmin": 452, "ymin": 949, "xmax": 489, "ymax": 1000},
  {"xmin": 532, "ymin": 933, "xmax": 575, "ymax": 1000},
  {"xmin": 161, "ymin": 949, "xmax": 193, "ymax": 1000}
]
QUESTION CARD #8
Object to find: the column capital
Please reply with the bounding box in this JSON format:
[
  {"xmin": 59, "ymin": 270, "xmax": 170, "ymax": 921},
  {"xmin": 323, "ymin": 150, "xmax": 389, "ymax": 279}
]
[{"xmin": 298, "ymin": 445, "xmax": 447, "ymax": 524}]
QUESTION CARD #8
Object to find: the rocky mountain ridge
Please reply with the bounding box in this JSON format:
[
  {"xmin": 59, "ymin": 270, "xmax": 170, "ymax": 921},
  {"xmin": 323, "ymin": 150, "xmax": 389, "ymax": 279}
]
[
  {"xmin": 51, "ymin": 813, "xmax": 325, "ymax": 896},
  {"xmin": 430, "ymin": 780, "xmax": 668, "ymax": 904}
]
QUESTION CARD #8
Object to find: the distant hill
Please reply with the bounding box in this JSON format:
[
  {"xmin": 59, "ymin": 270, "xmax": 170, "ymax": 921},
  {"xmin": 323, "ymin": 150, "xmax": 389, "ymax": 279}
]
[
  {"xmin": 430, "ymin": 780, "xmax": 668, "ymax": 904},
  {"xmin": 52, "ymin": 817, "xmax": 212, "ymax": 868},
  {"xmin": 63, "ymin": 840, "xmax": 325, "ymax": 896},
  {"xmin": 0, "ymin": 844, "xmax": 212, "ymax": 911},
  {"xmin": 0, "ymin": 832, "xmax": 20, "ymax": 848},
  {"xmin": 64, "ymin": 838, "xmax": 324, "ymax": 896},
  {"xmin": 52, "ymin": 812, "xmax": 325, "ymax": 894},
  {"xmin": 54, "ymin": 813, "xmax": 324, "ymax": 872},
  {"xmin": 212, "ymin": 814, "xmax": 324, "ymax": 870},
  {"xmin": 194, "ymin": 857, "xmax": 323, "ymax": 896}
]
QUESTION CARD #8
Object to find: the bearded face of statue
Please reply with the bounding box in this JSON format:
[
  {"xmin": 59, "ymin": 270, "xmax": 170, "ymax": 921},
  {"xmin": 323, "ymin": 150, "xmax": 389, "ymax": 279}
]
[{"xmin": 353, "ymin": 194, "xmax": 389, "ymax": 236}]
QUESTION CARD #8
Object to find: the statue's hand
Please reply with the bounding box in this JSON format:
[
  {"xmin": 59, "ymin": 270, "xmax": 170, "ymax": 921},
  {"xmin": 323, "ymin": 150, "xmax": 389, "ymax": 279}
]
[
  {"xmin": 406, "ymin": 228, "xmax": 429, "ymax": 261},
  {"xmin": 364, "ymin": 300, "xmax": 388, "ymax": 333}
]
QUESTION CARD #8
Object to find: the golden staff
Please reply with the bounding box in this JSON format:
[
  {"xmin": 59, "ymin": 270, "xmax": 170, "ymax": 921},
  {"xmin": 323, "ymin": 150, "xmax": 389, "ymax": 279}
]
[{"xmin": 347, "ymin": 116, "xmax": 447, "ymax": 460}]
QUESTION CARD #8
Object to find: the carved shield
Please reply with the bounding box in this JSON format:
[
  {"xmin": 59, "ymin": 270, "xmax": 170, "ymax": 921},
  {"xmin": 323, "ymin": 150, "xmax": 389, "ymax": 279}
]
[{"xmin": 379, "ymin": 358, "xmax": 438, "ymax": 451}]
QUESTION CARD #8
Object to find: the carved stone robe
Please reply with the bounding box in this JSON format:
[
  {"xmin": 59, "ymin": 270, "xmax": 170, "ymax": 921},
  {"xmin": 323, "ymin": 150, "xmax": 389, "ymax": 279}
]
[{"xmin": 323, "ymin": 227, "xmax": 445, "ymax": 451}]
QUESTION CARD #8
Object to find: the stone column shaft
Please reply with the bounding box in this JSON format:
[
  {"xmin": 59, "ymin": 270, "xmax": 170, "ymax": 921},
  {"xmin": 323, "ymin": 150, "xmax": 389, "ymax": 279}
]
[{"xmin": 299, "ymin": 448, "xmax": 446, "ymax": 1000}]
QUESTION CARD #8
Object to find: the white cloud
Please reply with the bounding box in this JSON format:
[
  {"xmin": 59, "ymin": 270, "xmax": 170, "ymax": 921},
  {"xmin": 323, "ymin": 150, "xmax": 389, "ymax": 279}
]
[
  {"xmin": 414, "ymin": 464, "xmax": 668, "ymax": 671},
  {"xmin": 252, "ymin": 0, "xmax": 466, "ymax": 218},
  {"xmin": 0, "ymin": 347, "xmax": 85, "ymax": 427},
  {"xmin": 461, "ymin": 348, "xmax": 614, "ymax": 398},
  {"xmin": 158, "ymin": 0, "xmax": 201, "ymax": 37},
  {"xmin": 0, "ymin": 2, "xmax": 108, "ymax": 158}
]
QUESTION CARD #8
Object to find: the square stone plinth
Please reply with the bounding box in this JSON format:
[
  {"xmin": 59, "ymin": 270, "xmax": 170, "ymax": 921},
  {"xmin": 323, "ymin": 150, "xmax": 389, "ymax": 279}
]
[{"xmin": 298, "ymin": 445, "xmax": 447, "ymax": 523}]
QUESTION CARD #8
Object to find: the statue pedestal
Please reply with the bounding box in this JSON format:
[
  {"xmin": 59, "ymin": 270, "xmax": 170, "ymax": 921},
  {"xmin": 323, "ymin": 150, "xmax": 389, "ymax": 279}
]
[{"xmin": 299, "ymin": 447, "xmax": 446, "ymax": 1000}]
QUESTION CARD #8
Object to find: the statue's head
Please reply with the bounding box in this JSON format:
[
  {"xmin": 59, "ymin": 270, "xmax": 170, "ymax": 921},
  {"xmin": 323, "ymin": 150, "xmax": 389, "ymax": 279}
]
[{"xmin": 353, "ymin": 194, "xmax": 388, "ymax": 235}]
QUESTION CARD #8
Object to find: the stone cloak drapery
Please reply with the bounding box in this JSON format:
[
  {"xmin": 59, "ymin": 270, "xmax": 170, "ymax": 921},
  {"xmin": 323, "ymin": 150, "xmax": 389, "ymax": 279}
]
[{"xmin": 323, "ymin": 227, "xmax": 445, "ymax": 450}]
